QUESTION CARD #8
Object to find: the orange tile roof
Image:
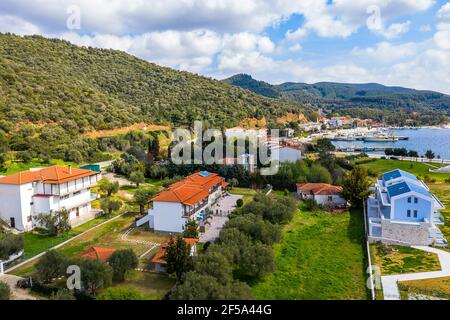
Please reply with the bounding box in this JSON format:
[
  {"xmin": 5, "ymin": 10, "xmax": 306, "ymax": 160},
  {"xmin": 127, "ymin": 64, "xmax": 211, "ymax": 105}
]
[
  {"xmin": 151, "ymin": 172, "xmax": 224, "ymax": 206},
  {"xmin": 80, "ymin": 247, "xmax": 115, "ymax": 262},
  {"xmin": 0, "ymin": 166, "xmax": 98, "ymax": 185},
  {"xmin": 297, "ymin": 183, "xmax": 343, "ymax": 195},
  {"xmin": 151, "ymin": 237, "xmax": 198, "ymax": 265}
]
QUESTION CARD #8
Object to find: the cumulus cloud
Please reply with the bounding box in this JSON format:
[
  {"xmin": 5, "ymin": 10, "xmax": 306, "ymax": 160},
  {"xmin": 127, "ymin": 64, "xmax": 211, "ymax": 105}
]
[{"xmin": 437, "ymin": 2, "xmax": 450, "ymax": 20}]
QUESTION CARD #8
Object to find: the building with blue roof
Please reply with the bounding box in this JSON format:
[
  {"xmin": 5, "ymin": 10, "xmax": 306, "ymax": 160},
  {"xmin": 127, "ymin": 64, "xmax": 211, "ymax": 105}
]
[{"xmin": 367, "ymin": 169, "xmax": 447, "ymax": 247}]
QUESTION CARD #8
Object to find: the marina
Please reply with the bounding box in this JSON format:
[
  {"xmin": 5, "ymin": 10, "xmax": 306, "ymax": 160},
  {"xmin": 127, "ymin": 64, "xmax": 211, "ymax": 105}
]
[{"xmin": 330, "ymin": 128, "xmax": 450, "ymax": 159}]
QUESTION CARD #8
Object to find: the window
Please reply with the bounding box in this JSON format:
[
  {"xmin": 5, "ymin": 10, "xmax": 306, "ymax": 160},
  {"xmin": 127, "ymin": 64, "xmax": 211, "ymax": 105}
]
[
  {"xmin": 328, "ymin": 196, "xmax": 333, "ymax": 202},
  {"xmin": 414, "ymin": 197, "xmax": 418, "ymax": 204},
  {"xmin": 407, "ymin": 210, "xmax": 411, "ymax": 217},
  {"xmin": 414, "ymin": 210, "xmax": 418, "ymax": 218},
  {"xmin": 407, "ymin": 197, "xmax": 412, "ymax": 203}
]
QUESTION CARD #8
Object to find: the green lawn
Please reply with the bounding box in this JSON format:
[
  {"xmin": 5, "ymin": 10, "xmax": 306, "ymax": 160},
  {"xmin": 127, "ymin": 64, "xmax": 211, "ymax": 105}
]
[
  {"xmin": 229, "ymin": 187, "xmax": 258, "ymax": 204},
  {"xmin": 358, "ymin": 159, "xmax": 450, "ymax": 183},
  {"xmin": 370, "ymin": 244, "xmax": 441, "ymax": 275},
  {"xmin": 0, "ymin": 158, "xmax": 77, "ymax": 175},
  {"xmin": 252, "ymin": 209, "xmax": 369, "ymax": 300},
  {"xmin": 111, "ymin": 270, "xmax": 175, "ymax": 300}
]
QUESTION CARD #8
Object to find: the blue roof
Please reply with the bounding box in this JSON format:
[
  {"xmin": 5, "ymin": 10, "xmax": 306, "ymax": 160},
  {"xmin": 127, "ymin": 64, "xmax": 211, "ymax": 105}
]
[
  {"xmin": 387, "ymin": 182, "xmax": 411, "ymax": 197},
  {"xmin": 199, "ymin": 171, "xmax": 211, "ymax": 177},
  {"xmin": 387, "ymin": 181, "xmax": 432, "ymax": 199},
  {"xmin": 382, "ymin": 169, "xmax": 418, "ymax": 182}
]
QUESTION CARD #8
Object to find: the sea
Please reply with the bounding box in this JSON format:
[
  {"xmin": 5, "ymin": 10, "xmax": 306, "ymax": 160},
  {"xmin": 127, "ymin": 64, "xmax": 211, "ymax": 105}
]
[{"xmin": 332, "ymin": 128, "xmax": 450, "ymax": 159}]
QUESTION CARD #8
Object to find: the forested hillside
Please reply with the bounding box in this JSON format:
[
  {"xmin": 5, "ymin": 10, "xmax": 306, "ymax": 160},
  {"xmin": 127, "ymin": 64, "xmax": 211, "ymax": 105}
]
[
  {"xmin": 0, "ymin": 34, "xmax": 308, "ymax": 163},
  {"xmin": 225, "ymin": 74, "xmax": 450, "ymax": 125}
]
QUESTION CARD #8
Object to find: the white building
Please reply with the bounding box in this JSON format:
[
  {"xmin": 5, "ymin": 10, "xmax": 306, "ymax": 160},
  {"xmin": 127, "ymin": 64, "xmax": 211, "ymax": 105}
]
[
  {"xmin": 0, "ymin": 166, "xmax": 101, "ymax": 231},
  {"xmin": 297, "ymin": 183, "xmax": 347, "ymax": 208},
  {"xmin": 136, "ymin": 171, "xmax": 228, "ymax": 233}
]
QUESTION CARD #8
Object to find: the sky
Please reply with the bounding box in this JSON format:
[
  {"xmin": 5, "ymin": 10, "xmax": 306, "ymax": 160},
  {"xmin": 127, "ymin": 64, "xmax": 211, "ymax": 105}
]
[{"xmin": 0, "ymin": 0, "xmax": 450, "ymax": 93}]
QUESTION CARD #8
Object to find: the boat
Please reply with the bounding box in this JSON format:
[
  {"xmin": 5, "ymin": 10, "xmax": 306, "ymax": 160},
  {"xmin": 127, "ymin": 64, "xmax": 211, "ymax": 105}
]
[{"xmin": 363, "ymin": 136, "xmax": 398, "ymax": 142}]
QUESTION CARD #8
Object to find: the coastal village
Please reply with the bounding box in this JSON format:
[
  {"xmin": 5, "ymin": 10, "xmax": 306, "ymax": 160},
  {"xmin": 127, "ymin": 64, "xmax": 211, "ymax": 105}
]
[{"xmin": 1, "ymin": 113, "xmax": 450, "ymax": 301}]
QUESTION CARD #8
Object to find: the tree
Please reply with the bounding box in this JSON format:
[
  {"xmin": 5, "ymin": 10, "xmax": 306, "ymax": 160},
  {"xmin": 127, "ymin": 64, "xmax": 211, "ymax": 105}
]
[
  {"xmin": 425, "ymin": 150, "xmax": 435, "ymax": 160},
  {"xmin": 79, "ymin": 259, "xmax": 113, "ymax": 296},
  {"xmin": 163, "ymin": 236, "xmax": 194, "ymax": 282},
  {"xmin": 129, "ymin": 171, "xmax": 145, "ymax": 188},
  {"xmin": 133, "ymin": 188, "xmax": 155, "ymax": 215},
  {"xmin": 230, "ymin": 178, "xmax": 239, "ymax": 188},
  {"xmin": 315, "ymin": 138, "xmax": 336, "ymax": 154},
  {"xmin": 98, "ymin": 179, "xmax": 120, "ymax": 197},
  {"xmin": 408, "ymin": 150, "xmax": 419, "ymax": 158},
  {"xmin": 238, "ymin": 243, "xmax": 275, "ymax": 279},
  {"xmin": 0, "ymin": 281, "xmax": 11, "ymax": 300},
  {"xmin": 307, "ymin": 164, "xmax": 332, "ymax": 184},
  {"xmin": 108, "ymin": 249, "xmax": 139, "ymax": 282},
  {"xmin": 35, "ymin": 250, "xmax": 69, "ymax": 284},
  {"xmin": 100, "ymin": 198, "xmax": 122, "ymax": 216},
  {"xmin": 35, "ymin": 208, "xmax": 71, "ymax": 236},
  {"xmin": 169, "ymin": 271, "xmax": 253, "ymax": 300},
  {"xmin": 342, "ymin": 167, "xmax": 372, "ymax": 208},
  {"xmin": 194, "ymin": 251, "xmax": 233, "ymax": 285},
  {"xmin": 0, "ymin": 232, "xmax": 24, "ymax": 260},
  {"xmin": 97, "ymin": 287, "xmax": 144, "ymax": 300},
  {"xmin": 236, "ymin": 198, "xmax": 244, "ymax": 208},
  {"xmin": 183, "ymin": 220, "xmax": 199, "ymax": 239}
]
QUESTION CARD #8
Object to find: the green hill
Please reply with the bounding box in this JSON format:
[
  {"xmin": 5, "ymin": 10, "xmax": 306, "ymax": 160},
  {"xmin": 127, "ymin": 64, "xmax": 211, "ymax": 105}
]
[
  {"xmin": 0, "ymin": 34, "xmax": 308, "ymax": 163},
  {"xmin": 224, "ymin": 74, "xmax": 450, "ymax": 123}
]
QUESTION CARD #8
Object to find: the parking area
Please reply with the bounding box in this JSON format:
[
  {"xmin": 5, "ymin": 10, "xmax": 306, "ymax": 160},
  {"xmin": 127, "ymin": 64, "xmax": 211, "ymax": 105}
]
[{"xmin": 199, "ymin": 194, "xmax": 242, "ymax": 243}]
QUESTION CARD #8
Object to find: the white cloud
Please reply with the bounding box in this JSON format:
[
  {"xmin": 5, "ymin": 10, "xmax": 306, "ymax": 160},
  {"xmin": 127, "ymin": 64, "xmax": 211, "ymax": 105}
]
[
  {"xmin": 378, "ymin": 21, "xmax": 411, "ymax": 39},
  {"xmin": 420, "ymin": 24, "xmax": 433, "ymax": 32},
  {"xmin": 352, "ymin": 41, "xmax": 419, "ymax": 62},
  {"xmin": 437, "ymin": 2, "xmax": 450, "ymax": 20},
  {"xmin": 434, "ymin": 23, "xmax": 450, "ymax": 49},
  {"xmin": 0, "ymin": 15, "xmax": 40, "ymax": 35}
]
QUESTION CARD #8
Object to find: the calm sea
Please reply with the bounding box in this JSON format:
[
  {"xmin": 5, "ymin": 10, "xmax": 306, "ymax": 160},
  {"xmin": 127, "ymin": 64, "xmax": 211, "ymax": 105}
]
[{"xmin": 332, "ymin": 128, "xmax": 450, "ymax": 159}]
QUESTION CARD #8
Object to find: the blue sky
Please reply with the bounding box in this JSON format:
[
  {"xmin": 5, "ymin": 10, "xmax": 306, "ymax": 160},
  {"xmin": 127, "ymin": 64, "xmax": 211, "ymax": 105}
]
[{"xmin": 0, "ymin": 0, "xmax": 449, "ymax": 93}]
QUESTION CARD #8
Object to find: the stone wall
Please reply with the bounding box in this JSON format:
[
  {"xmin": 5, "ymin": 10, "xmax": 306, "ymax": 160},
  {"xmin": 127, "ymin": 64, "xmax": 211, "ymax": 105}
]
[{"xmin": 381, "ymin": 220, "xmax": 431, "ymax": 246}]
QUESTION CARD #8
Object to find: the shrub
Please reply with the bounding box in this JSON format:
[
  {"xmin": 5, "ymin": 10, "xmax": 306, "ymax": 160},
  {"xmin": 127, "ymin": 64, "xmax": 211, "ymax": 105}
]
[
  {"xmin": 108, "ymin": 249, "xmax": 139, "ymax": 282},
  {"xmin": 0, "ymin": 232, "xmax": 24, "ymax": 260},
  {"xmin": 50, "ymin": 289, "xmax": 76, "ymax": 300},
  {"xmin": 236, "ymin": 198, "xmax": 244, "ymax": 208},
  {"xmin": 97, "ymin": 287, "xmax": 144, "ymax": 300},
  {"xmin": 35, "ymin": 250, "xmax": 69, "ymax": 284},
  {"xmin": 303, "ymin": 198, "xmax": 320, "ymax": 211},
  {"xmin": 0, "ymin": 281, "xmax": 11, "ymax": 300}
]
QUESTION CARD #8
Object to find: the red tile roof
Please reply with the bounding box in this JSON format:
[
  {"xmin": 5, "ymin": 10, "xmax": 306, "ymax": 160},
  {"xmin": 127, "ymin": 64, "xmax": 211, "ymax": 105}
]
[
  {"xmin": 151, "ymin": 237, "xmax": 198, "ymax": 265},
  {"xmin": 0, "ymin": 166, "xmax": 98, "ymax": 185},
  {"xmin": 81, "ymin": 247, "xmax": 115, "ymax": 262},
  {"xmin": 151, "ymin": 172, "xmax": 224, "ymax": 206},
  {"xmin": 297, "ymin": 183, "xmax": 343, "ymax": 195}
]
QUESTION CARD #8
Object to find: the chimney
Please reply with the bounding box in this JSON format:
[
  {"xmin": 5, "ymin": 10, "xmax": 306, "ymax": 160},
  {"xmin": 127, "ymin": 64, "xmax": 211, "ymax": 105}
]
[{"xmin": 68, "ymin": 165, "xmax": 72, "ymax": 174}]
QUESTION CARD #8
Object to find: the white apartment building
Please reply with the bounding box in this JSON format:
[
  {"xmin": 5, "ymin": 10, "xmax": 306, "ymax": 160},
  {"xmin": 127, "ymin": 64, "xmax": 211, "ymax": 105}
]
[
  {"xmin": 0, "ymin": 166, "xmax": 101, "ymax": 231},
  {"xmin": 136, "ymin": 171, "xmax": 228, "ymax": 233}
]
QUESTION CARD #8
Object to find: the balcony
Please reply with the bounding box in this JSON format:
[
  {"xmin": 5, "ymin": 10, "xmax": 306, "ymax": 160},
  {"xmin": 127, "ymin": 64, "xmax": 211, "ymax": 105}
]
[{"xmin": 182, "ymin": 200, "xmax": 208, "ymax": 218}]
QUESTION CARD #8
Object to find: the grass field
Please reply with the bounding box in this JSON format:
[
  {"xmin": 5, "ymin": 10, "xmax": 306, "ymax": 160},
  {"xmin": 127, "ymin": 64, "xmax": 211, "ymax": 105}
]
[
  {"xmin": 229, "ymin": 187, "xmax": 258, "ymax": 204},
  {"xmin": 0, "ymin": 158, "xmax": 77, "ymax": 175},
  {"xmin": 398, "ymin": 276, "xmax": 450, "ymax": 300},
  {"xmin": 370, "ymin": 244, "xmax": 441, "ymax": 275},
  {"xmin": 252, "ymin": 209, "xmax": 369, "ymax": 300},
  {"xmin": 111, "ymin": 270, "xmax": 175, "ymax": 300},
  {"xmin": 358, "ymin": 159, "xmax": 450, "ymax": 183}
]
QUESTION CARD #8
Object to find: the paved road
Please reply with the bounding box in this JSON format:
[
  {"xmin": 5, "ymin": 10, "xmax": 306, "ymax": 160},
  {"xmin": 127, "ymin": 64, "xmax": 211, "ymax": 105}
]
[
  {"xmin": 0, "ymin": 274, "xmax": 37, "ymax": 300},
  {"xmin": 381, "ymin": 246, "xmax": 450, "ymax": 300},
  {"xmin": 199, "ymin": 194, "xmax": 242, "ymax": 243}
]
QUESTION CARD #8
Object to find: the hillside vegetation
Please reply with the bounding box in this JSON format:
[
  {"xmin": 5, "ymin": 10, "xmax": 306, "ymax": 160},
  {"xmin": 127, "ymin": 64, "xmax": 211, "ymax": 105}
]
[
  {"xmin": 225, "ymin": 74, "xmax": 450, "ymax": 125},
  {"xmin": 0, "ymin": 34, "xmax": 308, "ymax": 163}
]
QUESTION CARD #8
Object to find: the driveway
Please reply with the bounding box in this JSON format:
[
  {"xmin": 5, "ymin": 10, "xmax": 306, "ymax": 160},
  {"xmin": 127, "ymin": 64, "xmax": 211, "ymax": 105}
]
[
  {"xmin": 199, "ymin": 194, "xmax": 243, "ymax": 243},
  {"xmin": 0, "ymin": 274, "xmax": 37, "ymax": 300},
  {"xmin": 382, "ymin": 246, "xmax": 450, "ymax": 300}
]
